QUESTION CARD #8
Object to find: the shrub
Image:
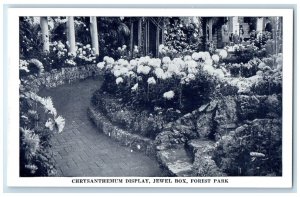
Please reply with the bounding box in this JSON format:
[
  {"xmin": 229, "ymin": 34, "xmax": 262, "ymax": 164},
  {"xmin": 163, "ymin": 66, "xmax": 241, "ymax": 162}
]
[{"xmin": 212, "ymin": 119, "xmax": 282, "ymax": 176}]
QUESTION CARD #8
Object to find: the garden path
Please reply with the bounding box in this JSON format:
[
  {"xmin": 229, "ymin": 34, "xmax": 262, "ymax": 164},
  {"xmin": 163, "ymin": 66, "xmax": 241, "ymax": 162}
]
[{"xmin": 39, "ymin": 77, "xmax": 163, "ymax": 177}]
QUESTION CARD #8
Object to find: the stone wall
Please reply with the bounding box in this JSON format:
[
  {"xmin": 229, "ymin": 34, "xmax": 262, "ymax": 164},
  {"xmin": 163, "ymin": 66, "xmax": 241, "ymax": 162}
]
[
  {"xmin": 88, "ymin": 105, "xmax": 156, "ymax": 157},
  {"xmin": 24, "ymin": 64, "xmax": 102, "ymax": 93}
]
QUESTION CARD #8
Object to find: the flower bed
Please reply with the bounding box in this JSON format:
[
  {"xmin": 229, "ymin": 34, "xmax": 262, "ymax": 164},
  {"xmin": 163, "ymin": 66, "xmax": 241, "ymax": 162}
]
[{"xmin": 19, "ymin": 60, "xmax": 101, "ymax": 176}]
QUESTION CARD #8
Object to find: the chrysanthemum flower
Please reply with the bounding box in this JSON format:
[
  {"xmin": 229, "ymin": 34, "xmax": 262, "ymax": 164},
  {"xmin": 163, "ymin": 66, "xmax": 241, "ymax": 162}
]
[
  {"xmin": 212, "ymin": 54, "xmax": 220, "ymax": 63},
  {"xmin": 163, "ymin": 90, "xmax": 175, "ymax": 100},
  {"xmin": 116, "ymin": 77, "xmax": 124, "ymax": 85},
  {"xmin": 219, "ymin": 49, "xmax": 228, "ymax": 59},
  {"xmin": 131, "ymin": 83, "xmax": 138, "ymax": 91},
  {"xmin": 147, "ymin": 77, "xmax": 156, "ymax": 85}
]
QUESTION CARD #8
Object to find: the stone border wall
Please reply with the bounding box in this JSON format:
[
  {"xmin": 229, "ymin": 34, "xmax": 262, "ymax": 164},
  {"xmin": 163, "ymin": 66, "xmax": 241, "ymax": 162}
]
[
  {"xmin": 24, "ymin": 64, "xmax": 102, "ymax": 93},
  {"xmin": 88, "ymin": 105, "xmax": 157, "ymax": 157}
]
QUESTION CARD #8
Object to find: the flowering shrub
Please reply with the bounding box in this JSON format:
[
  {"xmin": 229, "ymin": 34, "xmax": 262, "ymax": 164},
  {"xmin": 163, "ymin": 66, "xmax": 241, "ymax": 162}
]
[
  {"xmin": 97, "ymin": 52, "xmax": 231, "ymax": 113},
  {"xmin": 20, "ymin": 87, "xmax": 65, "ymax": 176},
  {"xmin": 20, "ymin": 62, "xmax": 65, "ymax": 176}
]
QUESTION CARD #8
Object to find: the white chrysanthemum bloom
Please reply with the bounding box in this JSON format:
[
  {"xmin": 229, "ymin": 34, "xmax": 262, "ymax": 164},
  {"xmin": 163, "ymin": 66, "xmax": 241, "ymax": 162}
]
[
  {"xmin": 137, "ymin": 65, "xmax": 144, "ymax": 74},
  {"xmin": 107, "ymin": 57, "xmax": 115, "ymax": 65},
  {"xmin": 55, "ymin": 116, "xmax": 65, "ymax": 133},
  {"xmin": 163, "ymin": 90, "xmax": 175, "ymax": 100},
  {"xmin": 149, "ymin": 58, "xmax": 161, "ymax": 68},
  {"xmin": 184, "ymin": 55, "xmax": 192, "ymax": 61},
  {"xmin": 131, "ymin": 83, "xmax": 138, "ymax": 91},
  {"xmin": 134, "ymin": 45, "xmax": 139, "ymax": 53},
  {"xmin": 97, "ymin": 62, "xmax": 105, "ymax": 69},
  {"xmin": 192, "ymin": 52, "xmax": 200, "ymax": 61},
  {"xmin": 122, "ymin": 45, "xmax": 127, "ymax": 50},
  {"xmin": 159, "ymin": 44, "xmax": 165, "ymax": 53},
  {"xmin": 21, "ymin": 128, "xmax": 40, "ymax": 155},
  {"xmin": 19, "ymin": 60, "xmax": 30, "ymax": 72},
  {"xmin": 147, "ymin": 77, "xmax": 156, "ymax": 85},
  {"xmin": 113, "ymin": 69, "xmax": 122, "ymax": 77},
  {"xmin": 162, "ymin": 56, "xmax": 171, "ymax": 64},
  {"xmin": 139, "ymin": 56, "xmax": 151, "ymax": 64},
  {"xmin": 167, "ymin": 63, "xmax": 181, "ymax": 75},
  {"xmin": 187, "ymin": 60, "xmax": 198, "ymax": 74},
  {"xmin": 187, "ymin": 73, "xmax": 196, "ymax": 80},
  {"xmin": 155, "ymin": 68, "xmax": 165, "ymax": 79},
  {"xmin": 45, "ymin": 118, "xmax": 54, "ymax": 131},
  {"xmin": 130, "ymin": 59, "xmax": 138, "ymax": 67},
  {"xmin": 205, "ymin": 58, "xmax": 213, "ymax": 66},
  {"xmin": 219, "ymin": 49, "xmax": 228, "ymax": 59},
  {"xmin": 116, "ymin": 77, "xmax": 124, "ymax": 85},
  {"xmin": 214, "ymin": 69, "xmax": 225, "ymax": 79},
  {"xmin": 141, "ymin": 66, "xmax": 151, "ymax": 75},
  {"xmin": 41, "ymin": 97, "xmax": 57, "ymax": 117},
  {"xmin": 119, "ymin": 67, "xmax": 129, "ymax": 76},
  {"xmin": 203, "ymin": 63, "xmax": 215, "ymax": 75},
  {"xmin": 212, "ymin": 54, "xmax": 220, "ymax": 63}
]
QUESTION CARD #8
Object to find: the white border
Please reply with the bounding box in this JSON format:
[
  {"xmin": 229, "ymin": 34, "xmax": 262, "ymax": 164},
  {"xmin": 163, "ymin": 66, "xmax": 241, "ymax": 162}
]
[{"xmin": 6, "ymin": 8, "xmax": 293, "ymax": 188}]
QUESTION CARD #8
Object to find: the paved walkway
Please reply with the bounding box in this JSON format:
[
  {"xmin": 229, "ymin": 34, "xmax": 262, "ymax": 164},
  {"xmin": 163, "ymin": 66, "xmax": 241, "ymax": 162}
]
[{"xmin": 39, "ymin": 77, "xmax": 163, "ymax": 177}]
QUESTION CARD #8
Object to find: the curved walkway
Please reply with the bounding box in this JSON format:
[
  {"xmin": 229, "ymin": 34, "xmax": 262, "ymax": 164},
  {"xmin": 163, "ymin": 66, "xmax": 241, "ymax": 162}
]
[{"xmin": 39, "ymin": 77, "xmax": 163, "ymax": 177}]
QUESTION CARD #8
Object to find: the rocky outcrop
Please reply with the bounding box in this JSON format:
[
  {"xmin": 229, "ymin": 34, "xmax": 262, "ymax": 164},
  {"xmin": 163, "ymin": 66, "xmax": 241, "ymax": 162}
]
[{"xmin": 156, "ymin": 147, "xmax": 194, "ymax": 177}]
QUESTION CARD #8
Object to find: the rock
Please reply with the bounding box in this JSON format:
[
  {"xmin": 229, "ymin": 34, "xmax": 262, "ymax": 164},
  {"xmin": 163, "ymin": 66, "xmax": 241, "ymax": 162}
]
[
  {"xmin": 187, "ymin": 139, "xmax": 215, "ymax": 160},
  {"xmin": 236, "ymin": 95, "xmax": 268, "ymax": 121},
  {"xmin": 214, "ymin": 96, "xmax": 238, "ymax": 139},
  {"xmin": 196, "ymin": 112, "xmax": 214, "ymax": 139},
  {"xmin": 157, "ymin": 148, "xmax": 193, "ymax": 177}
]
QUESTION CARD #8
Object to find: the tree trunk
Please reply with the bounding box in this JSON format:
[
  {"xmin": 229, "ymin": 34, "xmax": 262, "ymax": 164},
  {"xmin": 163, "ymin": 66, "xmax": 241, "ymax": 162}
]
[
  {"xmin": 90, "ymin": 16, "xmax": 99, "ymax": 56},
  {"xmin": 40, "ymin": 17, "xmax": 50, "ymax": 53},
  {"xmin": 66, "ymin": 16, "xmax": 76, "ymax": 56},
  {"xmin": 156, "ymin": 25, "xmax": 160, "ymax": 57},
  {"xmin": 161, "ymin": 19, "xmax": 165, "ymax": 45},
  {"xmin": 130, "ymin": 21, "xmax": 134, "ymax": 54},
  {"xmin": 201, "ymin": 17, "xmax": 208, "ymax": 51},
  {"xmin": 138, "ymin": 18, "xmax": 142, "ymax": 49}
]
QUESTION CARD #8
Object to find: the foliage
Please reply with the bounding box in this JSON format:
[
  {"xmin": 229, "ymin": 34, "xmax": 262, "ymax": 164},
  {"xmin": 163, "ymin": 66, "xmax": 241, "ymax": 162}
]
[
  {"xmin": 96, "ymin": 52, "xmax": 234, "ymax": 114},
  {"xmin": 163, "ymin": 17, "xmax": 202, "ymax": 54},
  {"xmin": 19, "ymin": 62, "xmax": 65, "ymax": 176},
  {"xmin": 213, "ymin": 119, "xmax": 282, "ymax": 176}
]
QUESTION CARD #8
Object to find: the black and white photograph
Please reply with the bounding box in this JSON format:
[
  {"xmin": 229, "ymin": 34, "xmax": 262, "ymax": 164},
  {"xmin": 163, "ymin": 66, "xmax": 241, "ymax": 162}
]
[
  {"xmin": 3, "ymin": 6, "xmax": 294, "ymax": 189},
  {"xmin": 18, "ymin": 15, "xmax": 284, "ymax": 178}
]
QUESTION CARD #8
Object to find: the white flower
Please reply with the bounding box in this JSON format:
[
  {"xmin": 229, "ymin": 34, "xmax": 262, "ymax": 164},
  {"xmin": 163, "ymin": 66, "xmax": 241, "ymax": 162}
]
[
  {"xmin": 113, "ymin": 69, "xmax": 122, "ymax": 77},
  {"xmin": 187, "ymin": 73, "xmax": 196, "ymax": 80},
  {"xmin": 55, "ymin": 116, "xmax": 65, "ymax": 133},
  {"xmin": 192, "ymin": 52, "xmax": 200, "ymax": 61},
  {"xmin": 19, "ymin": 60, "xmax": 30, "ymax": 72},
  {"xmin": 214, "ymin": 69, "xmax": 225, "ymax": 79},
  {"xmin": 159, "ymin": 44, "xmax": 165, "ymax": 53},
  {"xmin": 122, "ymin": 45, "xmax": 127, "ymax": 50},
  {"xmin": 137, "ymin": 65, "xmax": 151, "ymax": 75},
  {"xmin": 163, "ymin": 90, "xmax": 175, "ymax": 100},
  {"xmin": 131, "ymin": 83, "xmax": 138, "ymax": 91},
  {"xmin": 148, "ymin": 58, "xmax": 161, "ymax": 68},
  {"xmin": 219, "ymin": 49, "xmax": 228, "ymax": 59},
  {"xmin": 45, "ymin": 118, "xmax": 54, "ymax": 131},
  {"xmin": 97, "ymin": 62, "xmax": 105, "ymax": 69},
  {"xmin": 116, "ymin": 77, "xmax": 124, "ymax": 85},
  {"xmin": 155, "ymin": 68, "xmax": 165, "ymax": 79},
  {"xmin": 212, "ymin": 54, "xmax": 220, "ymax": 63},
  {"xmin": 167, "ymin": 63, "xmax": 181, "ymax": 75},
  {"xmin": 147, "ymin": 77, "xmax": 156, "ymax": 85},
  {"xmin": 41, "ymin": 97, "xmax": 57, "ymax": 117},
  {"xmin": 130, "ymin": 59, "xmax": 138, "ymax": 67},
  {"xmin": 162, "ymin": 56, "xmax": 171, "ymax": 64},
  {"xmin": 205, "ymin": 58, "xmax": 213, "ymax": 66}
]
